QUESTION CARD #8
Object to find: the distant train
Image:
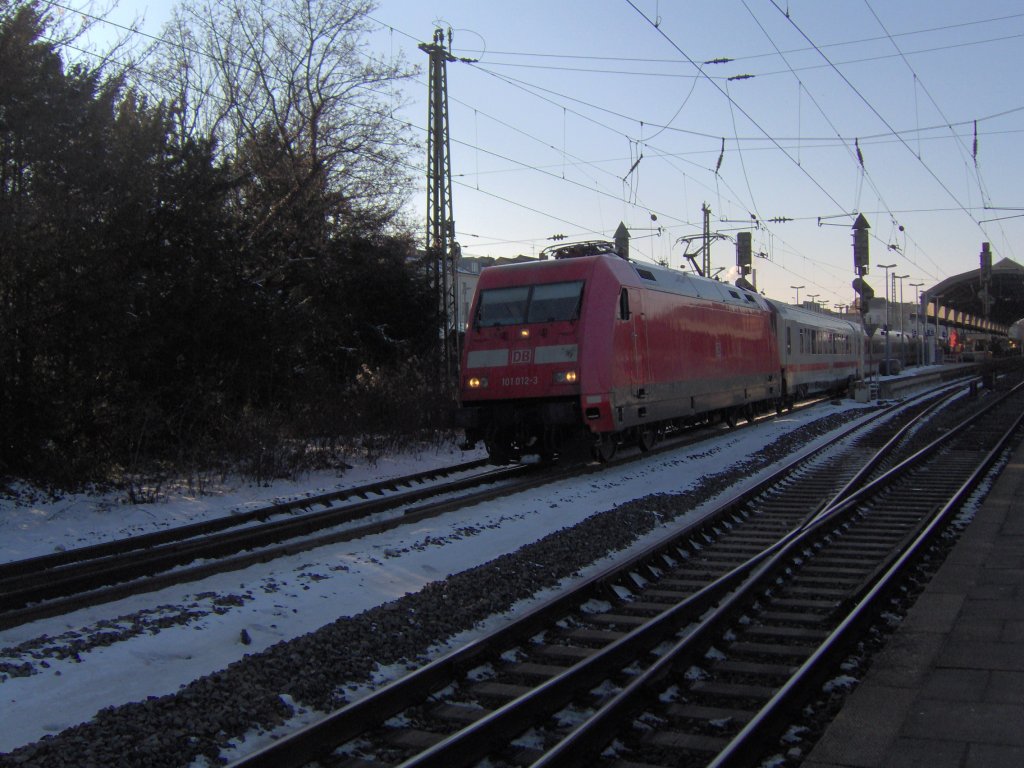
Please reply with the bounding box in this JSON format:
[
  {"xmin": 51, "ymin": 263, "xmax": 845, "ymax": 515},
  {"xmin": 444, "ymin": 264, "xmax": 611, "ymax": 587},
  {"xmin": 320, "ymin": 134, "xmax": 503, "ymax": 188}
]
[
  {"xmin": 457, "ymin": 241, "xmax": 869, "ymax": 463},
  {"xmin": 867, "ymin": 328, "xmax": 919, "ymax": 374}
]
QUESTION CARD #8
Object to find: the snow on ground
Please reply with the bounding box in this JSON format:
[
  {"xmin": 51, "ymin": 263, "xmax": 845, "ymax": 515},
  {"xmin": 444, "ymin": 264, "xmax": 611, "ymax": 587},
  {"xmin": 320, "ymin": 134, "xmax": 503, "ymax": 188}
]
[
  {"xmin": 0, "ymin": 443, "xmax": 481, "ymax": 563},
  {"xmin": 0, "ymin": 402, "xmax": 884, "ymax": 753}
]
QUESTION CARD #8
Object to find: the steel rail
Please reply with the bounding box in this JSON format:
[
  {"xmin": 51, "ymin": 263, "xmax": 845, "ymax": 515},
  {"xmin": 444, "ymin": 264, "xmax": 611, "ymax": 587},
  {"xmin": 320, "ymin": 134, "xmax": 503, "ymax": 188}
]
[
  {"xmin": 0, "ymin": 462, "xmax": 548, "ymax": 630},
  {"xmin": 0, "ymin": 384, "xmax": 898, "ymax": 629},
  {"xmin": 0, "ymin": 459, "xmax": 494, "ymax": 580},
  {"xmin": 529, "ymin": 379, "xmax": 1024, "ymax": 768},
  {"xmin": 228, "ymin": 380, "xmax": 971, "ymax": 768},
  {"xmin": 706, "ymin": 397, "xmax": 1024, "ymax": 766}
]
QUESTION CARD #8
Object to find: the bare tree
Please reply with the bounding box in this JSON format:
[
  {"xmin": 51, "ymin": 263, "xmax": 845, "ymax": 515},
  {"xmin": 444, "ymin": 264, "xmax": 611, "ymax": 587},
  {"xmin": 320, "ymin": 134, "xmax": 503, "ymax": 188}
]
[{"xmin": 144, "ymin": 0, "xmax": 419, "ymax": 237}]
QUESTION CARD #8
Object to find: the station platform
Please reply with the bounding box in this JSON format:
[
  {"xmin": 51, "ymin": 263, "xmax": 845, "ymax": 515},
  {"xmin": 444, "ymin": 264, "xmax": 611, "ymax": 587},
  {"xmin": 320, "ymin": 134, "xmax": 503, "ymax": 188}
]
[{"xmin": 804, "ymin": 432, "xmax": 1024, "ymax": 767}]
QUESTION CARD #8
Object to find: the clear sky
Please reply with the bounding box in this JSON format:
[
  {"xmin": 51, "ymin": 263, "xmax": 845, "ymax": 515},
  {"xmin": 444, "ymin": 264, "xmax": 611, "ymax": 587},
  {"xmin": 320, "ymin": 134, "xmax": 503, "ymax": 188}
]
[{"xmin": 93, "ymin": 1, "xmax": 1024, "ymax": 308}]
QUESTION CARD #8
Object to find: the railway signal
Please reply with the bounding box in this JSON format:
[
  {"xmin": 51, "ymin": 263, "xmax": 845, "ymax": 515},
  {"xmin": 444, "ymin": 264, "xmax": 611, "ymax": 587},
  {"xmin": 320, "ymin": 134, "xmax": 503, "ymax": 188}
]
[{"xmin": 853, "ymin": 213, "xmax": 870, "ymax": 276}]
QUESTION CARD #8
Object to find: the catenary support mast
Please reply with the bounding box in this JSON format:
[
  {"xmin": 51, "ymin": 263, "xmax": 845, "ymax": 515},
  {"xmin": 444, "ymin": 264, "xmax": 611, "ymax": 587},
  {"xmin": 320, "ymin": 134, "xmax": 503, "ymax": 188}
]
[{"xmin": 420, "ymin": 29, "xmax": 458, "ymax": 390}]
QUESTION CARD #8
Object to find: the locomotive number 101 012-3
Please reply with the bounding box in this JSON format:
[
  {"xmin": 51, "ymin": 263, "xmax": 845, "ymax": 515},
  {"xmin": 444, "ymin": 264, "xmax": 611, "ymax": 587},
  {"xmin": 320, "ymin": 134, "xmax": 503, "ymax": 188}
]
[{"xmin": 502, "ymin": 375, "xmax": 539, "ymax": 387}]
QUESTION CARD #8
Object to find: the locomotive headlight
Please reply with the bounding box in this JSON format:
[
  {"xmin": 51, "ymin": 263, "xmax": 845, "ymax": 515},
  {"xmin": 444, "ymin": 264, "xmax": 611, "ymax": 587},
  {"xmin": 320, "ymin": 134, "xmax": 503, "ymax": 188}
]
[
  {"xmin": 467, "ymin": 376, "xmax": 488, "ymax": 389},
  {"xmin": 519, "ymin": 328, "xmax": 531, "ymax": 338},
  {"xmin": 554, "ymin": 370, "xmax": 578, "ymax": 384}
]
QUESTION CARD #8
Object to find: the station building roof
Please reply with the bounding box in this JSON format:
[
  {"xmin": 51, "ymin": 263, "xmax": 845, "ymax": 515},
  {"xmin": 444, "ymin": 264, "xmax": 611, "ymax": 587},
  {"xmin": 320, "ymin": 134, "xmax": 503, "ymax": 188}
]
[{"xmin": 923, "ymin": 257, "xmax": 1024, "ymax": 334}]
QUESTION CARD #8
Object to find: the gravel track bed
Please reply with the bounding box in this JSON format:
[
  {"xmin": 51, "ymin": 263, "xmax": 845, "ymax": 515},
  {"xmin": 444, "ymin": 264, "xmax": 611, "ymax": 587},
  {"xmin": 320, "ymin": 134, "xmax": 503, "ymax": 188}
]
[{"xmin": 0, "ymin": 410, "xmax": 871, "ymax": 768}]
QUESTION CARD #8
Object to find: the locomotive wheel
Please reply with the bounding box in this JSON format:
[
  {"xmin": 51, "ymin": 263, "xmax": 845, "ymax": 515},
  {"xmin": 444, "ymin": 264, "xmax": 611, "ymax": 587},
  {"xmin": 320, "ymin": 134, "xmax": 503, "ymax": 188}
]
[
  {"xmin": 723, "ymin": 409, "xmax": 738, "ymax": 429},
  {"xmin": 636, "ymin": 427, "xmax": 656, "ymax": 452},
  {"xmin": 484, "ymin": 440, "xmax": 513, "ymax": 465},
  {"xmin": 593, "ymin": 434, "xmax": 617, "ymax": 462}
]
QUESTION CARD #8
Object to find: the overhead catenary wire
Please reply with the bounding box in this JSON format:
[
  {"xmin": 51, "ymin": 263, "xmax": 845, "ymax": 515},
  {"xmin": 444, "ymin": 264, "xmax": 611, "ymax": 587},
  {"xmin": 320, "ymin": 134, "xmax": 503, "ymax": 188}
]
[
  {"xmin": 737, "ymin": 0, "xmax": 944, "ymax": 283},
  {"xmin": 29, "ymin": 1, "xmax": 1024, "ymax": 300},
  {"xmin": 466, "ymin": 11, "xmax": 1024, "ymax": 68},
  {"xmin": 767, "ymin": 1, "xmax": 994, "ymax": 242},
  {"xmin": 39, "ymin": 4, "xmax": 701, "ymax": 253},
  {"xmin": 862, "ymin": 0, "xmax": 1018, "ymax": 264}
]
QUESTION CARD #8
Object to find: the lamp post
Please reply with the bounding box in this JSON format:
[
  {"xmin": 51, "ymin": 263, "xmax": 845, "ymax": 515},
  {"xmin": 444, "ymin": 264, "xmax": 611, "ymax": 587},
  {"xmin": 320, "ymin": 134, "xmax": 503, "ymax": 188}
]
[
  {"xmin": 807, "ymin": 293, "xmax": 819, "ymax": 311},
  {"xmin": 910, "ymin": 281, "xmax": 923, "ymax": 365},
  {"xmin": 791, "ymin": 285, "xmax": 805, "ymax": 305},
  {"xmin": 878, "ymin": 263, "xmax": 896, "ymax": 372},
  {"xmin": 895, "ymin": 274, "xmax": 909, "ymax": 339}
]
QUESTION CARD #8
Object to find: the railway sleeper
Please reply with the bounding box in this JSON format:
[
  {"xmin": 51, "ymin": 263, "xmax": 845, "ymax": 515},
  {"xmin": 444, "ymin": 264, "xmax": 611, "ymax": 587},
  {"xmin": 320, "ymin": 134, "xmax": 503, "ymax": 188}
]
[
  {"xmin": 839, "ymin": 516, "xmax": 908, "ymax": 532},
  {"xmin": 710, "ymin": 541, "xmax": 778, "ymax": 554},
  {"xmin": 770, "ymin": 596, "xmax": 841, "ymax": 610},
  {"xmin": 643, "ymin": 587, "xmax": 702, "ymax": 601},
  {"xmin": 502, "ymin": 744, "xmax": 546, "ymax": 766},
  {"xmin": 781, "ymin": 584, "xmax": 851, "ymax": 599},
  {"xmin": 659, "ymin": 571, "xmax": 728, "ymax": 585},
  {"xmin": 790, "ymin": 565, "xmax": 862, "ymax": 579},
  {"xmin": 430, "ymin": 702, "xmax": 490, "ymax": 725},
  {"xmin": 794, "ymin": 561, "xmax": 868, "ymax": 573},
  {"xmin": 801, "ymin": 557, "xmax": 876, "ymax": 571},
  {"xmin": 691, "ymin": 552, "xmax": 758, "ymax": 565},
  {"xmin": 757, "ymin": 609, "xmax": 830, "ymax": 625},
  {"xmin": 507, "ymin": 661, "xmax": 570, "ymax": 681},
  {"xmin": 823, "ymin": 541, "xmax": 898, "ymax": 554},
  {"xmin": 835, "ymin": 532, "xmax": 907, "ymax": 544},
  {"xmin": 711, "ymin": 659, "xmax": 797, "ymax": 677},
  {"xmin": 760, "ymin": 489, "xmax": 829, "ymax": 502},
  {"xmin": 868, "ymin": 508, "xmax": 928, "ymax": 521},
  {"xmin": 856, "ymin": 517, "xmax": 917, "ymax": 528},
  {"xmin": 740, "ymin": 624, "xmax": 830, "ymax": 641},
  {"xmin": 798, "ymin": 564, "xmax": 874, "ymax": 578},
  {"xmin": 666, "ymin": 702, "xmax": 755, "ymax": 727},
  {"xmin": 471, "ymin": 680, "xmax": 534, "ymax": 704},
  {"xmin": 614, "ymin": 600, "xmax": 676, "ymax": 615},
  {"xmin": 382, "ymin": 727, "xmax": 447, "ymax": 750},
  {"xmin": 738, "ymin": 520, "xmax": 805, "ymax": 534},
  {"xmin": 728, "ymin": 640, "xmax": 818, "ymax": 660},
  {"xmin": 690, "ymin": 679, "xmax": 777, "ymax": 701},
  {"xmin": 535, "ymin": 643, "xmax": 598, "ymax": 662},
  {"xmin": 587, "ymin": 612, "xmax": 650, "ymax": 628},
  {"xmin": 641, "ymin": 729, "xmax": 730, "ymax": 756},
  {"xmin": 714, "ymin": 534, "xmax": 785, "ymax": 546},
  {"xmin": 565, "ymin": 627, "xmax": 629, "ymax": 645}
]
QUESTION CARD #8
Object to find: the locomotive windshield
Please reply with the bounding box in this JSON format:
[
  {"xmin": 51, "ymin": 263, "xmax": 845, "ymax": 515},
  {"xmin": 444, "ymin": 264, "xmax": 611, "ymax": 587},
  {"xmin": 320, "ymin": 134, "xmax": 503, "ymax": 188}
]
[{"xmin": 476, "ymin": 280, "xmax": 584, "ymax": 327}]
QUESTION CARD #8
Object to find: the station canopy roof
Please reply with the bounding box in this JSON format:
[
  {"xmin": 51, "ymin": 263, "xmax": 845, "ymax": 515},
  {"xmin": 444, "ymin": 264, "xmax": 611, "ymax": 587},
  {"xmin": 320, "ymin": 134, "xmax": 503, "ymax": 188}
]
[{"xmin": 926, "ymin": 257, "xmax": 1024, "ymax": 333}]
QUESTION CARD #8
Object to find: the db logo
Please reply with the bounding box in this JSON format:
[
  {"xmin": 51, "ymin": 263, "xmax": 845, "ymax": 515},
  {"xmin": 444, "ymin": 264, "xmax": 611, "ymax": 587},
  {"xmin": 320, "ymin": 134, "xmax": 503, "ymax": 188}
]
[{"xmin": 511, "ymin": 349, "xmax": 533, "ymax": 364}]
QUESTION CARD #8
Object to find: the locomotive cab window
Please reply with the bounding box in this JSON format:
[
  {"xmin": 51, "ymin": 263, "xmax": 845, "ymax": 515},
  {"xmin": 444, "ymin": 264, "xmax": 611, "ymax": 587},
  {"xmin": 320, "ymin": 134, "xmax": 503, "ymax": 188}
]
[
  {"xmin": 476, "ymin": 286, "xmax": 530, "ymax": 327},
  {"xmin": 475, "ymin": 281, "xmax": 583, "ymax": 327},
  {"xmin": 527, "ymin": 281, "xmax": 584, "ymax": 323}
]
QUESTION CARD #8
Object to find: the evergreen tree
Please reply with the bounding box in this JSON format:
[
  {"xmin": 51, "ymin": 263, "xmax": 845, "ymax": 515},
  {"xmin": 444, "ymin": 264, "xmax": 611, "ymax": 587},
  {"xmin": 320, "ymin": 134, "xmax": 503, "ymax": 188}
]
[{"xmin": 0, "ymin": 3, "xmax": 438, "ymax": 485}]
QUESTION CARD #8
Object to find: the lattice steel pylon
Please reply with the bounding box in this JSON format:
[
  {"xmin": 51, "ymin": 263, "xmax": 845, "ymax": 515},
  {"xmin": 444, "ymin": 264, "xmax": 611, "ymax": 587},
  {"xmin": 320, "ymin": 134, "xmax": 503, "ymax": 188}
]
[{"xmin": 419, "ymin": 29, "xmax": 458, "ymax": 392}]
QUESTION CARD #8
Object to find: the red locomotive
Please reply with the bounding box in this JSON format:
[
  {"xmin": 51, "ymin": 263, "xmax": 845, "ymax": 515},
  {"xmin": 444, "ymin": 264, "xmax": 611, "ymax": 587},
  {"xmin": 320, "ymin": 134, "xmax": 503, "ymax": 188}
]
[{"xmin": 457, "ymin": 241, "xmax": 865, "ymax": 462}]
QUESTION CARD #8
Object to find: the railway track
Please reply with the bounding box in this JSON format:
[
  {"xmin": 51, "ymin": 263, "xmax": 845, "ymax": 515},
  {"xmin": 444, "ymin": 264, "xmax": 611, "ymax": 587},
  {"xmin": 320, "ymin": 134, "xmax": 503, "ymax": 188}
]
[
  {"xmin": 0, "ymin": 459, "xmax": 535, "ymax": 629},
  {"xmin": 0, "ymin": 387, "xmax": 851, "ymax": 631},
  {"xmin": 227, "ymin": 374, "xmax": 1022, "ymax": 768}
]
